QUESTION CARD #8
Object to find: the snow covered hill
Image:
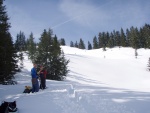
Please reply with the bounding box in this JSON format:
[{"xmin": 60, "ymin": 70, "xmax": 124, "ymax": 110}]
[{"xmin": 0, "ymin": 46, "xmax": 150, "ymax": 113}]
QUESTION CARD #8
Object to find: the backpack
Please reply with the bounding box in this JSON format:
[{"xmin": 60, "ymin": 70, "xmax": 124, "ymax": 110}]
[
  {"xmin": 0, "ymin": 101, "xmax": 8, "ymax": 113},
  {"xmin": 23, "ymin": 86, "xmax": 32, "ymax": 93},
  {"xmin": 8, "ymin": 101, "xmax": 18, "ymax": 113},
  {"xmin": 0, "ymin": 101, "xmax": 18, "ymax": 113}
]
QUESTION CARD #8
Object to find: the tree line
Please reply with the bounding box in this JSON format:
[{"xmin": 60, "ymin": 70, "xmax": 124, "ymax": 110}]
[{"xmin": 70, "ymin": 24, "xmax": 150, "ymax": 50}]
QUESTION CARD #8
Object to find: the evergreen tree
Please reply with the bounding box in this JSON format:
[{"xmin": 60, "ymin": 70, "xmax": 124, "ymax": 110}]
[
  {"xmin": 59, "ymin": 38, "xmax": 66, "ymax": 46},
  {"xmin": 107, "ymin": 32, "xmax": 114, "ymax": 48},
  {"xmin": 139, "ymin": 28, "xmax": 145, "ymax": 48},
  {"xmin": 130, "ymin": 26, "xmax": 139, "ymax": 49},
  {"xmin": 141, "ymin": 24, "xmax": 150, "ymax": 48},
  {"xmin": 78, "ymin": 38, "xmax": 85, "ymax": 49},
  {"xmin": 112, "ymin": 30, "xmax": 117, "ymax": 46},
  {"xmin": 74, "ymin": 41, "xmax": 78, "ymax": 48},
  {"xmin": 102, "ymin": 32, "xmax": 107, "ymax": 51},
  {"xmin": 120, "ymin": 28, "xmax": 126, "ymax": 47},
  {"xmin": 106, "ymin": 32, "xmax": 110, "ymax": 46},
  {"xmin": 15, "ymin": 31, "xmax": 26, "ymax": 51},
  {"xmin": 19, "ymin": 50, "xmax": 24, "ymax": 69},
  {"xmin": 35, "ymin": 29, "xmax": 69, "ymax": 81},
  {"xmin": 148, "ymin": 34, "xmax": 150, "ymax": 49},
  {"xmin": 70, "ymin": 41, "xmax": 74, "ymax": 47},
  {"xmin": 98, "ymin": 33, "xmax": 103, "ymax": 48},
  {"xmin": 115, "ymin": 31, "xmax": 121, "ymax": 47},
  {"xmin": 27, "ymin": 32, "xmax": 36, "ymax": 62},
  {"xmin": 88, "ymin": 41, "xmax": 92, "ymax": 50},
  {"xmin": 35, "ymin": 29, "xmax": 52, "ymax": 65},
  {"xmin": 126, "ymin": 28, "xmax": 130, "ymax": 47},
  {"xmin": 0, "ymin": 0, "xmax": 18, "ymax": 82},
  {"xmin": 93, "ymin": 36, "xmax": 98, "ymax": 49},
  {"xmin": 52, "ymin": 35, "xmax": 61, "ymax": 56}
]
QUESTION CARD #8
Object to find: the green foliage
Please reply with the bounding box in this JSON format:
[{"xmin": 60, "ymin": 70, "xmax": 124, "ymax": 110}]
[
  {"xmin": 78, "ymin": 38, "xmax": 85, "ymax": 49},
  {"xmin": 140, "ymin": 24, "xmax": 150, "ymax": 48},
  {"xmin": 15, "ymin": 31, "xmax": 27, "ymax": 51},
  {"xmin": 129, "ymin": 27, "xmax": 140, "ymax": 49},
  {"xmin": 19, "ymin": 51, "xmax": 24, "ymax": 69},
  {"xmin": 93, "ymin": 36, "xmax": 98, "ymax": 49},
  {"xmin": 107, "ymin": 32, "xmax": 114, "ymax": 48},
  {"xmin": 70, "ymin": 41, "xmax": 74, "ymax": 47},
  {"xmin": 0, "ymin": 0, "xmax": 10, "ymax": 33},
  {"xmin": 69, "ymin": 24, "xmax": 150, "ymax": 51},
  {"xmin": 120, "ymin": 28, "xmax": 126, "ymax": 47},
  {"xmin": 35, "ymin": 29, "xmax": 69, "ymax": 81},
  {"xmin": 59, "ymin": 38, "xmax": 66, "ymax": 46},
  {"xmin": 88, "ymin": 41, "xmax": 92, "ymax": 50},
  {"xmin": 27, "ymin": 32, "xmax": 37, "ymax": 62},
  {"xmin": 0, "ymin": 0, "xmax": 18, "ymax": 82},
  {"xmin": 74, "ymin": 41, "xmax": 78, "ymax": 48}
]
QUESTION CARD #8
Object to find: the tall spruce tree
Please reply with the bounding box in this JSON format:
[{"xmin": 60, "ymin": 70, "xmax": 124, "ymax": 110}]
[
  {"xmin": 35, "ymin": 29, "xmax": 69, "ymax": 80},
  {"xmin": 59, "ymin": 38, "xmax": 66, "ymax": 46},
  {"xmin": 0, "ymin": 0, "xmax": 18, "ymax": 82},
  {"xmin": 78, "ymin": 38, "xmax": 85, "ymax": 49},
  {"xmin": 93, "ymin": 36, "xmax": 98, "ymax": 49},
  {"xmin": 115, "ymin": 31, "xmax": 121, "ymax": 47},
  {"xmin": 106, "ymin": 32, "xmax": 110, "ymax": 46},
  {"xmin": 120, "ymin": 28, "xmax": 126, "ymax": 47},
  {"xmin": 15, "ymin": 31, "xmax": 26, "ymax": 51},
  {"xmin": 27, "ymin": 32, "xmax": 36, "ymax": 62},
  {"xmin": 102, "ymin": 32, "xmax": 106, "ymax": 51},
  {"xmin": 19, "ymin": 50, "xmax": 24, "ymax": 69},
  {"xmin": 142, "ymin": 24, "xmax": 150, "ymax": 48},
  {"xmin": 88, "ymin": 41, "xmax": 92, "ymax": 50},
  {"xmin": 130, "ymin": 26, "xmax": 139, "ymax": 49},
  {"xmin": 126, "ymin": 28, "xmax": 130, "ymax": 47},
  {"xmin": 74, "ymin": 41, "xmax": 78, "ymax": 48},
  {"xmin": 70, "ymin": 41, "xmax": 74, "ymax": 47},
  {"xmin": 98, "ymin": 33, "xmax": 103, "ymax": 48},
  {"xmin": 35, "ymin": 29, "xmax": 52, "ymax": 65},
  {"xmin": 139, "ymin": 27, "xmax": 146, "ymax": 48},
  {"xmin": 107, "ymin": 32, "xmax": 114, "ymax": 48}
]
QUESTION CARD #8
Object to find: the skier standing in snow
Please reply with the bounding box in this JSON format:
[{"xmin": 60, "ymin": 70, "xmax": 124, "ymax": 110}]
[
  {"xmin": 44, "ymin": 69, "xmax": 47, "ymax": 88},
  {"xmin": 31, "ymin": 63, "xmax": 39, "ymax": 93},
  {"xmin": 43, "ymin": 67, "xmax": 47, "ymax": 88},
  {"xmin": 38, "ymin": 65, "xmax": 46, "ymax": 89}
]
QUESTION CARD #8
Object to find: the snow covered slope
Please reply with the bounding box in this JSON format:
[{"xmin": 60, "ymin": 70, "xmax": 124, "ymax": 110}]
[
  {"xmin": 62, "ymin": 46, "xmax": 150, "ymax": 92},
  {"xmin": 0, "ymin": 46, "xmax": 150, "ymax": 113}
]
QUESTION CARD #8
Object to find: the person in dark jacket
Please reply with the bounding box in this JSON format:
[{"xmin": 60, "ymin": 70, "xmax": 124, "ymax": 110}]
[
  {"xmin": 38, "ymin": 65, "xmax": 46, "ymax": 89},
  {"xmin": 31, "ymin": 63, "xmax": 39, "ymax": 93}
]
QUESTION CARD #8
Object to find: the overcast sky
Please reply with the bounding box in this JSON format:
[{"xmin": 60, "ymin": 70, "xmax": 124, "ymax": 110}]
[{"xmin": 4, "ymin": 0, "xmax": 150, "ymax": 46}]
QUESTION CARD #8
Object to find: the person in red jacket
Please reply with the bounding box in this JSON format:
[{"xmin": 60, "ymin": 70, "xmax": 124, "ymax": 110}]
[
  {"xmin": 43, "ymin": 68, "xmax": 47, "ymax": 88},
  {"xmin": 38, "ymin": 66, "xmax": 47, "ymax": 89}
]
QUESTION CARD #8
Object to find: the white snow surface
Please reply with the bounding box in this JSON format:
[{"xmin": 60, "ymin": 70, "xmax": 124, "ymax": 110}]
[{"xmin": 1, "ymin": 46, "xmax": 150, "ymax": 113}]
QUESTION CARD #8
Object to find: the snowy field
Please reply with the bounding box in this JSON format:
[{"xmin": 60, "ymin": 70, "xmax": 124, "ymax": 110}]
[{"xmin": 1, "ymin": 46, "xmax": 150, "ymax": 113}]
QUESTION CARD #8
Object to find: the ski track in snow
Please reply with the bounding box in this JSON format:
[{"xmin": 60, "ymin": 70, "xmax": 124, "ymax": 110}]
[
  {"xmin": 1, "ymin": 79, "xmax": 150, "ymax": 113},
  {"xmin": 1, "ymin": 46, "xmax": 150, "ymax": 113}
]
